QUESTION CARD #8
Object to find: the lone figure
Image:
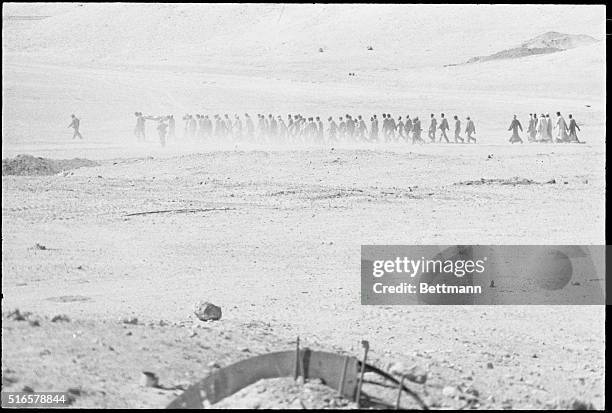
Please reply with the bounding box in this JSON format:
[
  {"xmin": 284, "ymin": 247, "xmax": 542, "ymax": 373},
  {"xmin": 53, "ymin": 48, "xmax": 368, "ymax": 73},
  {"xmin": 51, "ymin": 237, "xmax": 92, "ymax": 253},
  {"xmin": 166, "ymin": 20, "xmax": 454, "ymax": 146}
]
[
  {"xmin": 68, "ymin": 114, "xmax": 83, "ymax": 139},
  {"xmin": 508, "ymin": 115, "xmax": 523, "ymax": 143}
]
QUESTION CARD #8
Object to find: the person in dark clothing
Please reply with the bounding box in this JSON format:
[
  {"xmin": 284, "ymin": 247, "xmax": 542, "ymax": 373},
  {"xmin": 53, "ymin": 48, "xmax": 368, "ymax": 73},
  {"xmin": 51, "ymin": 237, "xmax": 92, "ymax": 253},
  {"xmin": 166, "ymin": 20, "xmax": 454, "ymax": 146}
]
[{"xmin": 68, "ymin": 114, "xmax": 83, "ymax": 139}]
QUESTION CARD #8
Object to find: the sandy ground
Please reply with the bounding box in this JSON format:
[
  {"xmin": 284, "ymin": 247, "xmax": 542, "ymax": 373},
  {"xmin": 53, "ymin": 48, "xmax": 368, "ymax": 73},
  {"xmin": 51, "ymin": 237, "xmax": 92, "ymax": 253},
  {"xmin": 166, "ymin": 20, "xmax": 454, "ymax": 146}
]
[
  {"xmin": 1, "ymin": 51, "xmax": 605, "ymax": 148},
  {"xmin": 2, "ymin": 143, "xmax": 606, "ymax": 409},
  {"xmin": 1, "ymin": 3, "xmax": 606, "ymax": 409},
  {"xmin": 1, "ymin": 6, "xmax": 606, "ymax": 148}
]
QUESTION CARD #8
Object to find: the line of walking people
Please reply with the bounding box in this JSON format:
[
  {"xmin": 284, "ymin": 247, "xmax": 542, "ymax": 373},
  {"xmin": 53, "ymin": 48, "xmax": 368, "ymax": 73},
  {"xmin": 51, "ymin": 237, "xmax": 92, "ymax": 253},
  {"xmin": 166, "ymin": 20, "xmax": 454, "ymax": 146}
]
[{"xmin": 134, "ymin": 111, "xmax": 478, "ymax": 146}]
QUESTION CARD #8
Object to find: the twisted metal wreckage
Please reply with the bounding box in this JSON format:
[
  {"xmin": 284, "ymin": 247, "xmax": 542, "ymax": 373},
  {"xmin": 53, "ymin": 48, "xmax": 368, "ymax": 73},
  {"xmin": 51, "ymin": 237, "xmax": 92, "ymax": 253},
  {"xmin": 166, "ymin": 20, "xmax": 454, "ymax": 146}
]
[{"xmin": 167, "ymin": 339, "xmax": 428, "ymax": 410}]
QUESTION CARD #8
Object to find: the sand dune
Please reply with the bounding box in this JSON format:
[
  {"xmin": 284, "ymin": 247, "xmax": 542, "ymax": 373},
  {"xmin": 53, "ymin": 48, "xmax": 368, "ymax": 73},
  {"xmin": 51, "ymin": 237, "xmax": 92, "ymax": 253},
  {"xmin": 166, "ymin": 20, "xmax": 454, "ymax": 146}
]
[{"xmin": 2, "ymin": 4, "xmax": 605, "ymax": 67}]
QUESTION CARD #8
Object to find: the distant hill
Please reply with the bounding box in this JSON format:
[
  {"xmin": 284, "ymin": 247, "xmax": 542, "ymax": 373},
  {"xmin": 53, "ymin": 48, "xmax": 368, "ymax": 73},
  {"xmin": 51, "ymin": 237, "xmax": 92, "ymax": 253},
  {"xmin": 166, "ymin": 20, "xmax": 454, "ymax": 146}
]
[
  {"xmin": 465, "ymin": 31, "xmax": 598, "ymax": 64},
  {"xmin": 521, "ymin": 31, "xmax": 599, "ymax": 49}
]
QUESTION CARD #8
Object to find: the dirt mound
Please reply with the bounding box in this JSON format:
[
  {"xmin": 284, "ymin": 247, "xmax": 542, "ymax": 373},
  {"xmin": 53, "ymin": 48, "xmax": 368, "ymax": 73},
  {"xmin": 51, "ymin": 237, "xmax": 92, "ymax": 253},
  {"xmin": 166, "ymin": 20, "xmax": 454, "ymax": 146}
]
[
  {"xmin": 211, "ymin": 377, "xmax": 356, "ymax": 409},
  {"xmin": 2, "ymin": 154, "xmax": 98, "ymax": 176}
]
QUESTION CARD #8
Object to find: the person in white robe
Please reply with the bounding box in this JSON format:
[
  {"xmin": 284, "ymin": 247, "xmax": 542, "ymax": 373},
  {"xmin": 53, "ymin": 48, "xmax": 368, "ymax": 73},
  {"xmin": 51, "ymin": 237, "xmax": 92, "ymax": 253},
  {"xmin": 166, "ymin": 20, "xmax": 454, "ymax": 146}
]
[
  {"xmin": 545, "ymin": 114, "xmax": 553, "ymax": 141},
  {"xmin": 508, "ymin": 115, "xmax": 523, "ymax": 143},
  {"xmin": 555, "ymin": 112, "xmax": 569, "ymax": 143},
  {"xmin": 527, "ymin": 114, "xmax": 537, "ymax": 142},
  {"xmin": 536, "ymin": 114, "xmax": 547, "ymax": 142}
]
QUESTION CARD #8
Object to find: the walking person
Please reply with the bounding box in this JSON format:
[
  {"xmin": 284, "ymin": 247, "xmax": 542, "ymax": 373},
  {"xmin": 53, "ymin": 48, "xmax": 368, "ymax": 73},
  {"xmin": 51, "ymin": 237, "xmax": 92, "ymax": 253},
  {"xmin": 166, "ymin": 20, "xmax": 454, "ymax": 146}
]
[
  {"xmin": 412, "ymin": 117, "xmax": 424, "ymax": 144},
  {"xmin": 536, "ymin": 113, "xmax": 548, "ymax": 142},
  {"xmin": 555, "ymin": 112, "xmax": 570, "ymax": 143},
  {"xmin": 316, "ymin": 116, "xmax": 324, "ymax": 143},
  {"xmin": 167, "ymin": 115, "xmax": 175, "ymax": 140},
  {"xmin": 244, "ymin": 113, "xmax": 254, "ymax": 141},
  {"xmin": 508, "ymin": 115, "xmax": 523, "ymax": 143},
  {"xmin": 465, "ymin": 116, "xmax": 476, "ymax": 143},
  {"xmin": 404, "ymin": 115, "xmax": 413, "ymax": 142},
  {"xmin": 189, "ymin": 114, "xmax": 197, "ymax": 139},
  {"xmin": 387, "ymin": 114, "xmax": 397, "ymax": 141},
  {"xmin": 183, "ymin": 114, "xmax": 190, "ymax": 139},
  {"xmin": 381, "ymin": 114, "xmax": 389, "ymax": 141},
  {"xmin": 328, "ymin": 116, "xmax": 338, "ymax": 143},
  {"xmin": 338, "ymin": 117, "xmax": 346, "ymax": 141},
  {"xmin": 428, "ymin": 113, "xmax": 437, "ymax": 142},
  {"xmin": 453, "ymin": 115, "xmax": 464, "ymax": 143},
  {"xmin": 357, "ymin": 115, "xmax": 368, "ymax": 141},
  {"xmin": 345, "ymin": 115, "xmax": 355, "ymax": 140},
  {"xmin": 438, "ymin": 113, "xmax": 450, "ymax": 143},
  {"xmin": 68, "ymin": 114, "xmax": 83, "ymax": 139},
  {"xmin": 397, "ymin": 116, "xmax": 405, "ymax": 140},
  {"xmin": 233, "ymin": 114, "xmax": 243, "ymax": 141},
  {"xmin": 134, "ymin": 112, "xmax": 145, "ymax": 141},
  {"xmin": 157, "ymin": 119, "xmax": 168, "ymax": 147},
  {"xmin": 370, "ymin": 115, "xmax": 379, "ymax": 142},
  {"xmin": 527, "ymin": 113, "xmax": 537, "ymax": 142},
  {"xmin": 567, "ymin": 114, "xmax": 582, "ymax": 143},
  {"xmin": 546, "ymin": 114, "xmax": 553, "ymax": 142}
]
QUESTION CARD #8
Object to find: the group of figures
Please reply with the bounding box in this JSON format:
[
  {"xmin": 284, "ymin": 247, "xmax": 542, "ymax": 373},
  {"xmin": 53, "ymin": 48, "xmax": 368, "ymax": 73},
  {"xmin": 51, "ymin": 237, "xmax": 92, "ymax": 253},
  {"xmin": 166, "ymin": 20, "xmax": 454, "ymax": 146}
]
[
  {"xmin": 73, "ymin": 111, "xmax": 584, "ymax": 147},
  {"xmin": 134, "ymin": 112, "xmax": 176, "ymax": 147},
  {"xmin": 131, "ymin": 111, "xmax": 583, "ymax": 147},
  {"xmin": 507, "ymin": 112, "xmax": 582, "ymax": 144},
  {"xmin": 134, "ymin": 112, "xmax": 479, "ymax": 147}
]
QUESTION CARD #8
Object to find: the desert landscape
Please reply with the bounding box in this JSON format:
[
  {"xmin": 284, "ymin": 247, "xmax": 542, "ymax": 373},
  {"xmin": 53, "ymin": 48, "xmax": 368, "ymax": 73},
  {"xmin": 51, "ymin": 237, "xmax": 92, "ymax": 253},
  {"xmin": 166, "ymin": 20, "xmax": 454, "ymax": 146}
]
[{"xmin": 1, "ymin": 3, "xmax": 606, "ymax": 409}]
